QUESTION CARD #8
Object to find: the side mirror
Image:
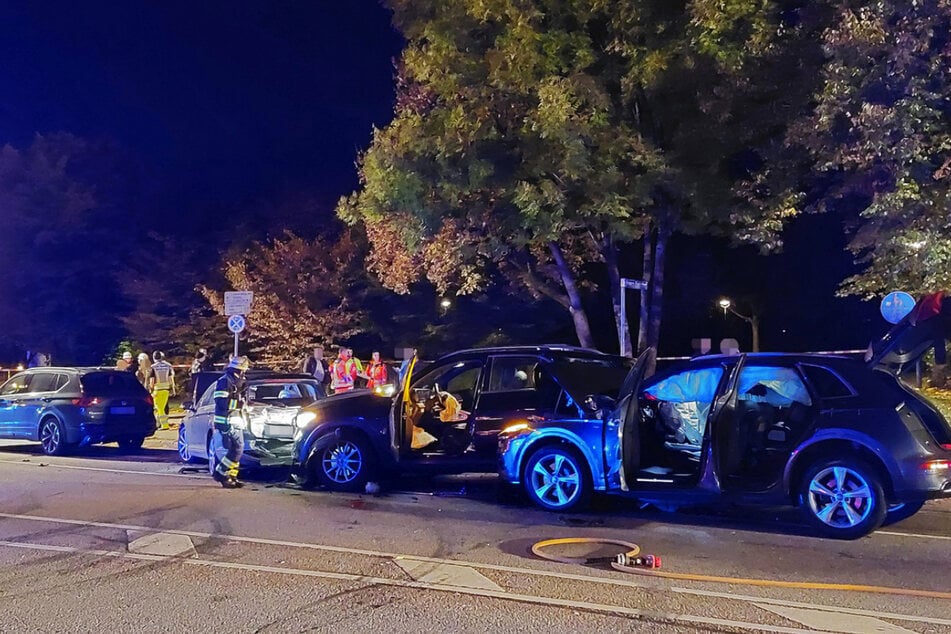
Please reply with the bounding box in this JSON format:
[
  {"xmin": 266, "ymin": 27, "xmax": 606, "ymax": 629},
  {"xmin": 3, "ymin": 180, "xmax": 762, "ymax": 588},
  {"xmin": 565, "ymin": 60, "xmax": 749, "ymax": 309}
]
[{"xmin": 182, "ymin": 400, "xmax": 195, "ymax": 411}]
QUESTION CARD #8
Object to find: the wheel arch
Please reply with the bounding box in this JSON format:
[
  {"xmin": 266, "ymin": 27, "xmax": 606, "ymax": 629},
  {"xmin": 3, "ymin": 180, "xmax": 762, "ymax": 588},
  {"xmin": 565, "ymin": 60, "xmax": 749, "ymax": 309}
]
[
  {"xmin": 36, "ymin": 413, "xmax": 63, "ymax": 439},
  {"xmin": 785, "ymin": 437, "xmax": 895, "ymax": 503},
  {"xmin": 517, "ymin": 433, "xmax": 599, "ymax": 491},
  {"xmin": 305, "ymin": 425, "xmax": 377, "ymax": 466}
]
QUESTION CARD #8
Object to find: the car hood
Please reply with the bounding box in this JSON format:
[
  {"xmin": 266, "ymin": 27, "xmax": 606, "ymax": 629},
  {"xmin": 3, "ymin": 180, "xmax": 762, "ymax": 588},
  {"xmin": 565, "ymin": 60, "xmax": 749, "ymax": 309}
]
[
  {"xmin": 868, "ymin": 292, "xmax": 951, "ymax": 373},
  {"xmin": 297, "ymin": 390, "xmax": 392, "ymax": 427}
]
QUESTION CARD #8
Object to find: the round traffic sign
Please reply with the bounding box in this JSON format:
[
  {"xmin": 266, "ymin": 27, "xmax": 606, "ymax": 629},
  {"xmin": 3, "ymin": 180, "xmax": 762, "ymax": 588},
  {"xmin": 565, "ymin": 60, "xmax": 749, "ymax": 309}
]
[
  {"xmin": 227, "ymin": 314, "xmax": 246, "ymax": 333},
  {"xmin": 880, "ymin": 291, "xmax": 916, "ymax": 324}
]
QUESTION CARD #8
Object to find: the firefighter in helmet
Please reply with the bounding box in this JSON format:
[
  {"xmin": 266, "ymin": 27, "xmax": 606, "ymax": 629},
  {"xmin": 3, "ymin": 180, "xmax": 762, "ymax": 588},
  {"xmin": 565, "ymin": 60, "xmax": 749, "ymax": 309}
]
[
  {"xmin": 148, "ymin": 351, "xmax": 176, "ymax": 430},
  {"xmin": 212, "ymin": 356, "xmax": 250, "ymax": 489}
]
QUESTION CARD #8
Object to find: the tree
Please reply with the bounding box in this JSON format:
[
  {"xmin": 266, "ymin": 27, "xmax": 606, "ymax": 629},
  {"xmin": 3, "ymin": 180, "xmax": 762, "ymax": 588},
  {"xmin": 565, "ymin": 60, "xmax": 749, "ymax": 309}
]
[
  {"xmin": 340, "ymin": 0, "xmax": 816, "ymax": 358},
  {"xmin": 199, "ymin": 231, "xmax": 369, "ymax": 367},
  {"xmin": 747, "ymin": 1, "xmax": 951, "ymax": 298}
]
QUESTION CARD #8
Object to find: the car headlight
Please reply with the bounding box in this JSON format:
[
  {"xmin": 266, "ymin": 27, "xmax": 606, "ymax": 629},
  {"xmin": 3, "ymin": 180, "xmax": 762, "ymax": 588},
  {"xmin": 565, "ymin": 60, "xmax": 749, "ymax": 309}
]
[
  {"xmin": 295, "ymin": 411, "xmax": 317, "ymax": 428},
  {"xmin": 373, "ymin": 384, "xmax": 396, "ymax": 397}
]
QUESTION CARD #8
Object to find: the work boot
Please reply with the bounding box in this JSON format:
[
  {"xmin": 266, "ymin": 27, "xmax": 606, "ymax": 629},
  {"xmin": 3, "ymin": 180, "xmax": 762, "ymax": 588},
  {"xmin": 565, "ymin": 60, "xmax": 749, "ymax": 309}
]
[{"xmin": 219, "ymin": 476, "xmax": 243, "ymax": 489}]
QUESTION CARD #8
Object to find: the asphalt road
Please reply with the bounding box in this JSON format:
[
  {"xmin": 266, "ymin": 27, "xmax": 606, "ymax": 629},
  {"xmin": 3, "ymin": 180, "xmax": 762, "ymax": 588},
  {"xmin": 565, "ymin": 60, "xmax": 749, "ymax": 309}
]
[{"xmin": 0, "ymin": 431, "xmax": 948, "ymax": 634}]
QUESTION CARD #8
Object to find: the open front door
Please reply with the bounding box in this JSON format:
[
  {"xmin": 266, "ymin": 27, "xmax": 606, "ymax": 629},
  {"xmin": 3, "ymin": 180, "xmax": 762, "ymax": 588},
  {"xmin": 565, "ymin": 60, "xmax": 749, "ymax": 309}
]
[
  {"xmin": 618, "ymin": 348, "xmax": 655, "ymax": 492},
  {"xmin": 707, "ymin": 355, "xmax": 746, "ymax": 490},
  {"xmin": 389, "ymin": 355, "xmax": 418, "ymax": 458}
]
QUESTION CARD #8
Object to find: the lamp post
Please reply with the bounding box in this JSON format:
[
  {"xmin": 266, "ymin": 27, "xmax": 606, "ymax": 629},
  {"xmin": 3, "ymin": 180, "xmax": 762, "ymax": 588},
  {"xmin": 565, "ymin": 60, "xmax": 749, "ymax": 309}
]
[
  {"xmin": 718, "ymin": 298, "xmax": 760, "ymax": 352},
  {"xmin": 619, "ymin": 277, "xmax": 648, "ymax": 357}
]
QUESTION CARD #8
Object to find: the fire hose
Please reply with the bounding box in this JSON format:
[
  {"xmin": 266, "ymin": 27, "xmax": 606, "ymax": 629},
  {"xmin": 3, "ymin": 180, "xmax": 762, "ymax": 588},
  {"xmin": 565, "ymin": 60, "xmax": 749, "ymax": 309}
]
[{"xmin": 531, "ymin": 537, "xmax": 951, "ymax": 600}]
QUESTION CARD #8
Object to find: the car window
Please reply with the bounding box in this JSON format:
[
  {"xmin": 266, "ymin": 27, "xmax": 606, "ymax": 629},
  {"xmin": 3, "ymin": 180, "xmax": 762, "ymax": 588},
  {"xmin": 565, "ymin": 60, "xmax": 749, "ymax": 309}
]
[
  {"xmin": 248, "ymin": 381, "xmax": 319, "ymax": 406},
  {"xmin": 643, "ymin": 367, "xmax": 725, "ymax": 448},
  {"xmin": 198, "ymin": 384, "xmax": 216, "ymax": 408},
  {"xmin": 28, "ymin": 373, "xmax": 59, "ymax": 393},
  {"xmin": 80, "ymin": 371, "xmax": 148, "ymax": 396},
  {"xmin": 54, "ymin": 374, "xmax": 70, "ymax": 391},
  {"xmin": 412, "ymin": 360, "xmax": 483, "ymax": 411},
  {"xmin": 737, "ymin": 366, "xmax": 812, "ymax": 407},
  {"xmin": 799, "ymin": 364, "xmax": 854, "ymax": 399},
  {"xmin": 485, "ymin": 357, "xmax": 539, "ymax": 393},
  {"xmin": 0, "ymin": 373, "xmax": 32, "ymax": 396}
]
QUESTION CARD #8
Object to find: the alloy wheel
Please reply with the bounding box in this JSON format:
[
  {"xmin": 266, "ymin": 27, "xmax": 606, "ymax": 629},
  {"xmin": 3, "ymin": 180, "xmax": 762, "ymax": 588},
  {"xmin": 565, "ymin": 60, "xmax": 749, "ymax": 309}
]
[
  {"xmin": 530, "ymin": 452, "xmax": 581, "ymax": 508},
  {"xmin": 177, "ymin": 425, "xmax": 191, "ymax": 462},
  {"xmin": 806, "ymin": 466, "xmax": 874, "ymax": 529},
  {"xmin": 40, "ymin": 420, "xmax": 61, "ymax": 455},
  {"xmin": 321, "ymin": 441, "xmax": 363, "ymax": 484}
]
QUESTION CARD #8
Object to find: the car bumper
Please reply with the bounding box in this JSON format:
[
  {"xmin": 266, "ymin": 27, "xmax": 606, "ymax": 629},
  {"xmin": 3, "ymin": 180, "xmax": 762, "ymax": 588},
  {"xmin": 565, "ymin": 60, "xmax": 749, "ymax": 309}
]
[
  {"xmin": 241, "ymin": 437, "xmax": 295, "ymax": 468},
  {"xmin": 71, "ymin": 419, "xmax": 157, "ymax": 445},
  {"xmin": 893, "ymin": 466, "xmax": 951, "ymax": 502}
]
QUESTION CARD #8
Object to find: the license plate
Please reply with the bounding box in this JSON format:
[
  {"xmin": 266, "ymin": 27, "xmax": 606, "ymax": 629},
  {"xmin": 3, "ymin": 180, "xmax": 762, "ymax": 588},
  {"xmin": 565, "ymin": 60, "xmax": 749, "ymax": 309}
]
[{"xmin": 110, "ymin": 406, "xmax": 135, "ymax": 415}]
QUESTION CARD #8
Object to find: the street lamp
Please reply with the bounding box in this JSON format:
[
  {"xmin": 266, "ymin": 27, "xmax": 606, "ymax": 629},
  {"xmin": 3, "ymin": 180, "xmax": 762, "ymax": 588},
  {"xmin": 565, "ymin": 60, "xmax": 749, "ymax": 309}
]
[
  {"xmin": 717, "ymin": 297, "xmax": 760, "ymax": 352},
  {"xmin": 439, "ymin": 298, "xmax": 452, "ymax": 309}
]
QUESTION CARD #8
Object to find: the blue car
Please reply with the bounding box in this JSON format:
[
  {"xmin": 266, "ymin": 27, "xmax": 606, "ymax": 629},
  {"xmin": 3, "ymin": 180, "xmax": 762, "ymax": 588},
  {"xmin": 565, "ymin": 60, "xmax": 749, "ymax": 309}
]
[{"xmin": 499, "ymin": 294, "xmax": 951, "ymax": 539}]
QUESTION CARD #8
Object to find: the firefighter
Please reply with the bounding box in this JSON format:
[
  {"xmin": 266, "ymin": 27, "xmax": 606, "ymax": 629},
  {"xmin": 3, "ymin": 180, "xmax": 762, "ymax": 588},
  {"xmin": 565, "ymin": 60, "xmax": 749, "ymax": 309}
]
[
  {"xmin": 148, "ymin": 351, "xmax": 176, "ymax": 430},
  {"xmin": 365, "ymin": 351, "xmax": 389, "ymax": 390},
  {"xmin": 212, "ymin": 356, "xmax": 250, "ymax": 489},
  {"xmin": 331, "ymin": 348, "xmax": 357, "ymax": 394}
]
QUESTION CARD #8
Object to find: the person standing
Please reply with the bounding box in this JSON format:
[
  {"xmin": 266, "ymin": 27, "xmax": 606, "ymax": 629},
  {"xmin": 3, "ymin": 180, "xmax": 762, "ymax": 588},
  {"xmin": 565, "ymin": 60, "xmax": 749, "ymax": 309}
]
[
  {"xmin": 148, "ymin": 351, "xmax": 176, "ymax": 430},
  {"xmin": 189, "ymin": 348, "xmax": 210, "ymax": 399},
  {"xmin": 135, "ymin": 353, "xmax": 151, "ymax": 387},
  {"xmin": 116, "ymin": 351, "xmax": 133, "ymax": 371},
  {"xmin": 212, "ymin": 356, "xmax": 250, "ymax": 489},
  {"xmin": 366, "ymin": 351, "xmax": 389, "ymax": 390},
  {"xmin": 304, "ymin": 347, "xmax": 327, "ymax": 398},
  {"xmin": 331, "ymin": 348, "xmax": 357, "ymax": 394}
]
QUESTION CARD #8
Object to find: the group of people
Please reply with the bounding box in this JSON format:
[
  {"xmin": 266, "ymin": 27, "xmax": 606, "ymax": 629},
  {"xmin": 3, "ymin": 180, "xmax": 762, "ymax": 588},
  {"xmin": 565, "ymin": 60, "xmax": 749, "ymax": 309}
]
[
  {"xmin": 115, "ymin": 349, "xmax": 181, "ymax": 430},
  {"xmin": 302, "ymin": 347, "xmax": 391, "ymax": 396}
]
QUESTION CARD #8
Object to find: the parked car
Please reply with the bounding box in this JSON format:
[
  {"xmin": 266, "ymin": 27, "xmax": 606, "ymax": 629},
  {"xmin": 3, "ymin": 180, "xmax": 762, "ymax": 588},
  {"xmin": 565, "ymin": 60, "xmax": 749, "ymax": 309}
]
[
  {"xmin": 0, "ymin": 367, "xmax": 156, "ymax": 455},
  {"xmin": 499, "ymin": 293, "xmax": 951, "ymax": 539},
  {"xmin": 178, "ymin": 372, "xmax": 322, "ymax": 473},
  {"xmin": 291, "ymin": 346, "xmax": 634, "ymax": 492}
]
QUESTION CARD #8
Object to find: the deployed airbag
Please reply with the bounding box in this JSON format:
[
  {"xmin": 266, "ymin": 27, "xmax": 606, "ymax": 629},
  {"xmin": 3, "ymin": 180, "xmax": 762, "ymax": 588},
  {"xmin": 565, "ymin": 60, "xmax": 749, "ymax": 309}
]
[{"xmin": 737, "ymin": 367, "xmax": 812, "ymax": 407}]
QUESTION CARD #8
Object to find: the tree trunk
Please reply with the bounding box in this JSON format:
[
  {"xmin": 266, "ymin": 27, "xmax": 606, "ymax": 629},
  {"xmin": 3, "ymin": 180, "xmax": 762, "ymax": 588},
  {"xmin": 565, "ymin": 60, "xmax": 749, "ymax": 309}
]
[
  {"xmin": 643, "ymin": 226, "xmax": 670, "ymax": 374},
  {"xmin": 548, "ymin": 241, "xmax": 595, "ymax": 349},
  {"xmin": 637, "ymin": 226, "xmax": 654, "ymax": 354},
  {"xmin": 600, "ymin": 233, "xmax": 629, "ymax": 356}
]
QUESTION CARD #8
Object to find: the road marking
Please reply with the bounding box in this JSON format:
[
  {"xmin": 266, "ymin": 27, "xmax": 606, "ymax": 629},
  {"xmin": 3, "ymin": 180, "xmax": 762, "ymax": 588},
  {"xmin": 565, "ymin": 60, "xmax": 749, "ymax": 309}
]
[
  {"xmin": 127, "ymin": 531, "xmax": 196, "ymax": 557},
  {"xmin": 394, "ymin": 558, "xmax": 503, "ymax": 592},
  {"xmin": 0, "ymin": 539, "xmax": 824, "ymax": 634},
  {"xmin": 756, "ymin": 604, "xmax": 916, "ymax": 634},
  {"xmin": 0, "ymin": 458, "xmax": 205, "ymax": 480},
  {"xmin": 878, "ymin": 530, "xmax": 951, "ymax": 542},
  {"xmin": 0, "ymin": 512, "xmax": 947, "ymax": 629}
]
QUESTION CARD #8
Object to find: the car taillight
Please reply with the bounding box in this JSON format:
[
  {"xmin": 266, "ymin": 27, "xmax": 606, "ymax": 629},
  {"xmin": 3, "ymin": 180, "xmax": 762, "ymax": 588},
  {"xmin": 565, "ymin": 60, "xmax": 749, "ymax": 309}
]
[
  {"xmin": 941, "ymin": 444, "xmax": 951, "ymax": 451},
  {"xmin": 72, "ymin": 397, "xmax": 100, "ymax": 407},
  {"xmin": 922, "ymin": 460, "xmax": 951, "ymax": 472}
]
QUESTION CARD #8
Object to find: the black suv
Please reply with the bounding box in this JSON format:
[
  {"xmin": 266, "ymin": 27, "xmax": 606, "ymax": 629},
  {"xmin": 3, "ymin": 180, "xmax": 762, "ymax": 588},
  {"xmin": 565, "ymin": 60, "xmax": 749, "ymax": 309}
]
[
  {"xmin": 498, "ymin": 293, "xmax": 951, "ymax": 539},
  {"xmin": 0, "ymin": 367, "xmax": 156, "ymax": 455},
  {"xmin": 291, "ymin": 346, "xmax": 633, "ymax": 491}
]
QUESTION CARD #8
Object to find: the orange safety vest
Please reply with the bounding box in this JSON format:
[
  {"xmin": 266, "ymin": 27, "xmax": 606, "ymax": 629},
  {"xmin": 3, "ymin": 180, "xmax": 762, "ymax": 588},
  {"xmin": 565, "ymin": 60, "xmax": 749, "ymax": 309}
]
[
  {"xmin": 366, "ymin": 361, "xmax": 388, "ymax": 389},
  {"xmin": 331, "ymin": 358, "xmax": 357, "ymax": 393}
]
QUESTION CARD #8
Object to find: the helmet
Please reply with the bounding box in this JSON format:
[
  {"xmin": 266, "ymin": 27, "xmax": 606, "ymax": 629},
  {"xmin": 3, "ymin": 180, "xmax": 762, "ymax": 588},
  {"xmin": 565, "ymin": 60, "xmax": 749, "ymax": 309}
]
[
  {"xmin": 122, "ymin": 352, "xmax": 133, "ymax": 360},
  {"xmin": 228, "ymin": 356, "xmax": 250, "ymax": 371},
  {"xmin": 153, "ymin": 351, "xmax": 165, "ymax": 362}
]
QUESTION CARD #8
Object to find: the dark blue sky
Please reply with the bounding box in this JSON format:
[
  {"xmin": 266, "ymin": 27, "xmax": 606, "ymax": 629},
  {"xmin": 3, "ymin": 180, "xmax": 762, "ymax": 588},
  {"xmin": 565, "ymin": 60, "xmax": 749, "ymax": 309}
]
[{"xmin": 0, "ymin": 1, "xmax": 402, "ymax": 212}]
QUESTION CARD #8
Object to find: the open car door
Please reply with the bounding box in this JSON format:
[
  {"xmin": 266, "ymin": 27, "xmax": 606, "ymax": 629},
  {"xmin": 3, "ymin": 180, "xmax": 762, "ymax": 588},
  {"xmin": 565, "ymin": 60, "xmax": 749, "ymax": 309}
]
[
  {"xmin": 389, "ymin": 355, "xmax": 418, "ymax": 458},
  {"xmin": 868, "ymin": 292, "xmax": 951, "ymax": 373},
  {"xmin": 618, "ymin": 348, "xmax": 655, "ymax": 492}
]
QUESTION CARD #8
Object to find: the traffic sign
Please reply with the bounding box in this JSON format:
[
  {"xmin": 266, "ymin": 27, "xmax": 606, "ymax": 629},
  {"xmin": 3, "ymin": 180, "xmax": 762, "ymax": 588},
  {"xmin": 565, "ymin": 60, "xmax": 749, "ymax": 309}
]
[
  {"xmin": 227, "ymin": 314, "xmax": 246, "ymax": 333},
  {"xmin": 224, "ymin": 291, "xmax": 253, "ymax": 316},
  {"xmin": 880, "ymin": 291, "xmax": 916, "ymax": 324}
]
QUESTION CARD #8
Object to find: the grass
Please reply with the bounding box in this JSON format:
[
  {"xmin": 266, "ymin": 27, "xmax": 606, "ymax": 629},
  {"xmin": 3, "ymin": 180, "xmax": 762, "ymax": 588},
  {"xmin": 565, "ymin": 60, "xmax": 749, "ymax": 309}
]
[{"xmin": 920, "ymin": 386, "xmax": 951, "ymax": 419}]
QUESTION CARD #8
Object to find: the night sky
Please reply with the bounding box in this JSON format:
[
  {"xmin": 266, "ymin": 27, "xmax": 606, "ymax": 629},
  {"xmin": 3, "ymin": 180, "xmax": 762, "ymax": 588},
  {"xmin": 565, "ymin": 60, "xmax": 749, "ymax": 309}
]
[{"xmin": 0, "ymin": 1, "xmax": 887, "ymax": 357}]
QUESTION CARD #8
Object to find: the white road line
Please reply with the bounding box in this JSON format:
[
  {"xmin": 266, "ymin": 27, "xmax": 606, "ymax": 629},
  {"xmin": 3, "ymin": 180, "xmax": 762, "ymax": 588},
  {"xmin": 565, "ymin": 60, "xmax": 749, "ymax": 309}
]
[
  {"xmin": 0, "ymin": 539, "xmax": 824, "ymax": 634},
  {"xmin": 878, "ymin": 530, "xmax": 951, "ymax": 542},
  {"xmin": 0, "ymin": 458, "xmax": 205, "ymax": 479},
  {"xmin": 0, "ymin": 512, "xmax": 947, "ymax": 628}
]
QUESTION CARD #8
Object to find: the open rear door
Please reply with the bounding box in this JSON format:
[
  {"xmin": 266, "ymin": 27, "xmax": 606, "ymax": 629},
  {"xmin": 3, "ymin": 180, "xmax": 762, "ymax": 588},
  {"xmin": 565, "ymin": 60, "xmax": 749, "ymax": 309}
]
[
  {"xmin": 618, "ymin": 348, "xmax": 655, "ymax": 492},
  {"xmin": 868, "ymin": 292, "xmax": 951, "ymax": 373}
]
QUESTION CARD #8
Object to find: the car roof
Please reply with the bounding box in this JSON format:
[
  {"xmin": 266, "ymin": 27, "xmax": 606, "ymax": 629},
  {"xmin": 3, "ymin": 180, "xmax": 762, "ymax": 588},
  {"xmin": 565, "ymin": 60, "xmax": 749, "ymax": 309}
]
[{"xmin": 436, "ymin": 345, "xmax": 616, "ymax": 362}]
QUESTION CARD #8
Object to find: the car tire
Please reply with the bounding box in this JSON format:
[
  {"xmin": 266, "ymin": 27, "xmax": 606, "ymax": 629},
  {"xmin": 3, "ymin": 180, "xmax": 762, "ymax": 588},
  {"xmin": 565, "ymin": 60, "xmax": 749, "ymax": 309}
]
[
  {"xmin": 39, "ymin": 417, "xmax": 70, "ymax": 456},
  {"xmin": 799, "ymin": 457, "xmax": 887, "ymax": 539},
  {"xmin": 882, "ymin": 501, "xmax": 925, "ymax": 527},
  {"xmin": 310, "ymin": 432, "xmax": 375, "ymax": 493},
  {"xmin": 178, "ymin": 425, "xmax": 201, "ymax": 463},
  {"xmin": 118, "ymin": 437, "xmax": 145, "ymax": 451},
  {"xmin": 207, "ymin": 434, "xmax": 221, "ymax": 477},
  {"xmin": 523, "ymin": 445, "xmax": 592, "ymax": 513}
]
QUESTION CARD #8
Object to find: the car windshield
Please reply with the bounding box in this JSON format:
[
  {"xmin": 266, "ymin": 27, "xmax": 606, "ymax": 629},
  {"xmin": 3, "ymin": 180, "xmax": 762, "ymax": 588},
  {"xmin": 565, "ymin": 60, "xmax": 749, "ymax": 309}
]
[
  {"xmin": 549, "ymin": 356, "xmax": 634, "ymax": 400},
  {"xmin": 81, "ymin": 371, "xmax": 147, "ymax": 396},
  {"xmin": 247, "ymin": 381, "xmax": 319, "ymax": 407}
]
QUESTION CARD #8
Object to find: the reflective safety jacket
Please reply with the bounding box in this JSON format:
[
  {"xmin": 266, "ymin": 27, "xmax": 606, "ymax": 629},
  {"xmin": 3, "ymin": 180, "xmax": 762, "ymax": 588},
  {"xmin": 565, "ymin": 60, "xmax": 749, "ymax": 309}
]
[
  {"xmin": 213, "ymin": 370, "xmax": 247, "ymax": 431},
  {"xmin": 366, "ymin": 361, "xmax": 388, "ymax": 389},
  {"xmin": 149, "ymin": 361, "xmax": 176, "ymax": 392},
  {"xmin": 331, "ymin": 358, "xmax": 357, "ymax": 392}
]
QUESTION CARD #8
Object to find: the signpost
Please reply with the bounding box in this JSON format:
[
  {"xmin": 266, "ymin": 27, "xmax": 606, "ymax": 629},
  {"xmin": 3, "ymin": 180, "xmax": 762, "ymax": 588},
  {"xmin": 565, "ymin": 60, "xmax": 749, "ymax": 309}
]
[
  {"xmin": 880, "ymin": 291, "xmax": 915, "ymax": 325},
  {"xmin": 224, "ymin": 291, "xmax": 253, "ymax": 358},
  {"xmin": 619, "ymin": 277, "xmax": 648, "ymax": 358}
]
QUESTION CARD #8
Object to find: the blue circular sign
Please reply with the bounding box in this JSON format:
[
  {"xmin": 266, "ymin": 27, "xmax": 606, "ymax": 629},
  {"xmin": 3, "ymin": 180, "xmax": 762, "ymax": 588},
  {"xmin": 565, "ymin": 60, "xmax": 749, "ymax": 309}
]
[
  {"xmin": 880, "ymin": 291, "xmax": 916, "ymax": 324},
  {"xmin": 227, "ymin": 314, "xmax": 246, "ymax": 333}
]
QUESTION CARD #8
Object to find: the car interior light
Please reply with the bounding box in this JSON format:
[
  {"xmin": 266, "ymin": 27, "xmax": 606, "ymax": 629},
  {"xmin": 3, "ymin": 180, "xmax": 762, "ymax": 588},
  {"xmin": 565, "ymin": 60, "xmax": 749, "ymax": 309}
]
[{"xmin": 295, "ymin": 411, "xmax": 317, "ymax": 428}]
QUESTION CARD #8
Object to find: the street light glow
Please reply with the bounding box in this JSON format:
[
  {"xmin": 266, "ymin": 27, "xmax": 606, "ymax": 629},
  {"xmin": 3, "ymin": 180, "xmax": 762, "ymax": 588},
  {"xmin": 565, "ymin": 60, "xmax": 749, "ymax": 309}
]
[
  {"xmin": 718, "ymin": 298, "xmax": 732, "ymax": 310},
  {"xmin": 440, "ymin": 298, "xmax": 452, "ymax": 309}
]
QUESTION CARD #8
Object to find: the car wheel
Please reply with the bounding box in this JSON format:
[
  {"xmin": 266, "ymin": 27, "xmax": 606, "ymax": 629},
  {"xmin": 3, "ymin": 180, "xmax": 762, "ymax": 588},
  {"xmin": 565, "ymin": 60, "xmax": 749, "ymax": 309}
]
[
  {"xmin": 800, "ymin": 458, "xmax": 887, "ymax": 539},
  {"xmin": 883, "ymin": 501, "xmax": 925, "ymax": 527},
  {"xmin": 523, "ymin": 445, "xmax": 591, "ymax": 512},
  {"xmin": 311, "ymin": 432, "xmax": 374, "ymax": 492},
  {"xmin": 118, "ymin": 437, "xmax": 145, "ymax": 451},
  {"xmin": 39, "ymin": 417, "xmax": 70, "ymax": 456},
  {"xmin": 178, "ymin": 425, "xmax": 201, "ymax": 463}
]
